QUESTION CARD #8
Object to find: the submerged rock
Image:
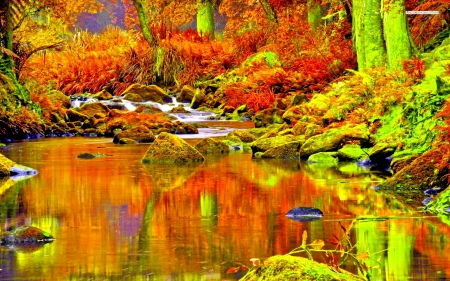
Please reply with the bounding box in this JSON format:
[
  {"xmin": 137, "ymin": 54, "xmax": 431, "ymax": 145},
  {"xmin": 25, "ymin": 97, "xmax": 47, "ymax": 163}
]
[
  {"xmin": 0, "ymin": 153, "xmax": 15, "ymax": 177},
  {"xmin": 241, "ymin": 255, "xmax": 364, "ymax": 281},
  {"xmin": 251, "ymin": 135, "xmax": 297, "ymax": 156},
  {"xmin": 308, "ymin": 152, "xmax": 338, "ymax": 166},
  {"xmin": 141, "ymin": 132, "xmax": 204, "ymax": 164},
  {"xmin": 261, "ymin": 141, "xmax": 303, "ymax": 159},
  {"xmin": 1, "ymin": 226, "xmax": 54, "ymax": 245},
  {"xmin": 77, "ymin": 152, "xmax": 112, "ymax": 159}
]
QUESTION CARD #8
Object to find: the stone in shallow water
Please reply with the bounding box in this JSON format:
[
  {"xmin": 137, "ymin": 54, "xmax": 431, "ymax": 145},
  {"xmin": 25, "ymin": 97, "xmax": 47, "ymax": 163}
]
[
  {"xmin": 285, "ymin": 207, "xmax": 323, "ymax": 222},
  {"xmin": 1, "ymin": 226, "xmax": 54, "ymax": 244}
]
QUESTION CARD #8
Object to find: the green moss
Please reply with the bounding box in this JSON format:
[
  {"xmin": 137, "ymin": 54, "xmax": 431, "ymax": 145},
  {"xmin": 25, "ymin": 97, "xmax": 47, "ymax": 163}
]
[
  {"xmin": 245, "ymin": 52, "xmax": 281, "ymax": 68},
  {"xmin": 240, "ymin": 255, "xmax": 364, "ymax": 281}
]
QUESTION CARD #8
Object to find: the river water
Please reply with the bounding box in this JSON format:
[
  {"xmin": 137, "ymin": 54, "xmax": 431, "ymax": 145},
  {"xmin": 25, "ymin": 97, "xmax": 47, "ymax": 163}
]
[{"xmin": 0, "ymin": 122, "xmax": 449, "ymax": 280}]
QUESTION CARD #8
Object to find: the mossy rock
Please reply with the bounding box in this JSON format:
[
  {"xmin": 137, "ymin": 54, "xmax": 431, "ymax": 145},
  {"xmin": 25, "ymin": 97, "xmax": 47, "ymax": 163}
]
[
  {"xmin": 308, "ymin": 152, "xmax": 338, "ymax": 166},
  {"xmin": 369, "ymin": 142, "xmax": 397, "ymax": 163},
  {"xmin": 227, "ymin": 130, "xmax": 257, "ymax": 143},
  {"xmin": 377, "ymin": 147, "xmax": 450, "ymax": 194},
  {"xmin": 77, "ymin": 152, "xmax": 112, "ymax": 159},
  {"xmin": 300, "ymin": 124, "xmax": 371, "ymax": 158},
  {"xmin": 0, "ymin": 153, "xmax": 15, "ymax": 177},
  {"xmin": 190, "ymin": 88, "xmax": 205, "ymax": 108},
  {"xmin": 113, "ymin": 125, "xmax": 155, "ymax": 144},
  {"xmin": 261, "ymin": 141, "xmax": 303, "ymax": 159},
  {"xmin": 251, "ymin": 135, "xmax": 297, "ymax": 155},
  {"xmin": 241, "ymin": 255, "xmax": 365, "ymax": 281},
  {"xmin": 254, "ymin": 108, "xmax": 285, "ymax": 128},
  {"xmin": 47, "ymin": 90, "xmax": 71, "ymax": 108},
  {"xmin": 121, "ymin": 84, "xmax": 170, "ymax": 104},
  {"xmin": 426, "ymin": 187, "xmax": 450, "ymax": 215},
  {"xmin": 169, "ymin": 105, "xmax": 190, "ymax": 113},
  {"xmin": 337, "ymin": 144, "xmax": 367, "ymax": 161},
  {"xmin": 77, "ymin": 102, "xmax": 110, "ymax": 118},
  {"xmin": 119, "ymin": 138, "xmax": 138, "ymax": 144},
  {"xmin": 1, "ymin": 226, "xmax": 54, "ymax": 244},
  {"xmin": 177, "ymin": 85, "xmax": 196, "ymax": 102},
  {"xmin": 91, "ymin": 90, "xmax": 113, "ymax": 100},
  {"xmin": 122, "ymin": 93, "xmax": 143, "ymax": 102},
  {"xmin": 243, "ymin": 51, "xmax": 281, "ymax": 68},
  {"xmin": 141, "ymin": 132, "xmax": 205, "ymax": 164},
  {"xmin": 194, "ymin": 138, "xmax": 230, "ymax": 154}
]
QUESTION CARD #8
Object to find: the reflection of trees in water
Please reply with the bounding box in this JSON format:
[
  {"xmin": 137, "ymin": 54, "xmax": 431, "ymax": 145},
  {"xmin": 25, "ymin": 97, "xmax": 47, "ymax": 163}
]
[{"xmin": 0, "ymin": 179, "xmax": 27, "ymax": 231}]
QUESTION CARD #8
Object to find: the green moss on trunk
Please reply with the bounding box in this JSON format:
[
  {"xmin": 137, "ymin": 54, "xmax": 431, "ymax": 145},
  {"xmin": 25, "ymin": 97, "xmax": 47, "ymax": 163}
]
[
  {"xmin": 363, "ymin": 0, "xmax": 386, "ymax": 67},
  {"xmin": 197, "ymin": 0, "xmax": 215, "ymax": 38}
]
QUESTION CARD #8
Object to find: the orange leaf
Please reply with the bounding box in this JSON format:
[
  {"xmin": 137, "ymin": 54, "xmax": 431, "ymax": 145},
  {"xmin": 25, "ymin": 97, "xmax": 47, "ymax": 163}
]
[
  {"xmin": 226, "ymin": 267, "xmax": 240, "ymax": 274},
  {"xmin": 356, "ymin": 251, "xmax": 370, "ymax": 261},
  {"xmin": 241, "ymin": 265, "xmax": 249, "ymax": 271},
  {"xmin": 301, "ymin": 230, "xmax": 308, "ymax": 247},
  {"xmin": 310, "ymin": 239, "xmax": 325, "ymax": 250}
]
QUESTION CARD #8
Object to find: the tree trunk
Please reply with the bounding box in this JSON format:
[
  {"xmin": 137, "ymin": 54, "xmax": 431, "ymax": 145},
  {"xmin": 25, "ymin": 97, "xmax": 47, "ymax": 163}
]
[
  {"xmin": 197, "ymin": 0, "xmax": 215, "ymax": 38},
  {"xmin": 383, "ymin": 0, "xmax": 412, "ymax": 70},
  {"xmin": 131, "ymin": 0, "xmax": 156, "ymax": 47},
  {"xmin": 353, "ymin": 0, "xmax": 366, "ymax": 69},
  {"xmin": 307, "ymin": 0, "xmax": 322, "ymax": 31},
  {"xmin": 363, "ymin": 0, "xmax": 386, "ymax": 68},
  {"xmin": 259, "ymin": 0, "xmax": 278, "ymax": 24}
]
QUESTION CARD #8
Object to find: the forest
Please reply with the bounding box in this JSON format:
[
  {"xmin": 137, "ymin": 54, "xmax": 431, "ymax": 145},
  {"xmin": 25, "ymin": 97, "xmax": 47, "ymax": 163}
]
[{"xmin": 2, "ymin": 0, "xmax": 450, "ymax": 280}]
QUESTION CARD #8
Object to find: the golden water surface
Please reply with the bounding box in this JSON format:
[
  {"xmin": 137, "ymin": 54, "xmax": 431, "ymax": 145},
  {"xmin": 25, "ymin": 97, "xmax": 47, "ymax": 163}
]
[{"xmin": 0, "ymin": 136, "xmax": 449, "ymax": 280}]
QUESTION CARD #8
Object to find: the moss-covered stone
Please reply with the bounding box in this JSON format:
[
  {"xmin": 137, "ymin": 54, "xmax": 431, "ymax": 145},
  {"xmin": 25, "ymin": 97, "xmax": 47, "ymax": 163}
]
[
  {"xmin": 194, "ymin": 138, "xmax": 230, "ymax": 154},
  {"xmin": 241, "ymin": 255, "xmax": 364, "ymax": 281},
  {"xmin": 337, "ymin": 144, "xmax": 367, "ymax": 161},
  {"xmin": 113, "ymin": 125, "xmax": 155, "ymax": 144},
  {"xmin": 122, "ymin": 93, "xmax": 143, "ymax": 102},
  {"xmin": 121, "ymin": 84, "xmax": 170, "ymax": 104},
  {"xmin": 308, "ymin": 152, "xmax": 338, "ymax": 166},
  {"xmin": 369, "ymin": 142, "xmax": 397, "ymax": 163},
  {"xmin": 300, "ymin": 124, "xmax": 371, "ymax": 158},
  {"xmin": 261, "ymin": 141, "xmax": 302, "ymax": 159},
  {"xmin": 177, "ymin": 85, "xmax": 196, "ymax": 103},
  {"xmin": 227, "ymin": 130, "xmax": 257, "ymax": 143},
  {"xmin": 77, "ymin": 102, "xmax": 110, "ymax": 118},
  {"xmin": 169, "ymin": 105, "xmax": 190, "ymax": 113},
  {"xmin": 377, "ymin": 147, "xmax": 449, "ymax": 197},
  {"xmin": 91, "ymin": 90, "xmax": 113, "ymax": 100},
  {"xmin": 254, "ymin": 108, "xmax": 285, "ymax": 128},
  {"xmin": 0, "ymin": 153, "xmax": 15, "ymax": 177},
  {"xmin": 47, "ymin": 90, "xmax": 71, "ymax": 108},
  {"xmin": 119, "ymin": 138, "xmax": 138, "ymax": 144},
  {"xmin": 1, "ymin": 226, "xmax": 54, "ymax": 244},
  {"xmin": 141, "ymin": 132, "xmax": 205, "ymax": 164},
  {"xmin": 251, "ymin": 135, "xmax": 297, "ymax": 155},
  {"xmin": 77, "ymin": 152, "xmax": 111, "ymax": 159}
]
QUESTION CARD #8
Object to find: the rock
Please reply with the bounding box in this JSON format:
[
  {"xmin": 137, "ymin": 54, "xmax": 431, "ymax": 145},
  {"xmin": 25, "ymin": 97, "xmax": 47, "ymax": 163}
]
[
  {"xmin": 306, "ymin": 94, "xmax": 331, "ymax": 115},
  {"xmin": 391, "ymin": 154, "xmax": 419, "ymax": 174},
  {"xmin": 235, "ymin": 104, "xmax": 247, "ymax": 114},
  {"xmin": 77, "ymin": 102, "xmax": 110, "ymax": 118},
  {"xmin": 1, "ymin": 226, "xmax": 54, "ymax": 244},
  {"xmin": 308, "ymin": 152, "xmax": 338, "ymax": 166},
  {"xmin": 10, "ymin": 164, "xmax": 38, "ymax": 177},
  {"xmin": 285, "ymin": 207, "xmax": 323, "ymax": 222},
  {"xmin": 122, "ymin": 93, "xmax": 143, "ymax": 102},
  {"xmin": 261, "ymin": 141, "xmax": 302, "ymax": 159},
  {"xmin": 253, "ymin": 108, "xmax": 285, "ymax": 128},
  {"xmin": 289, "ymin": 93, "xmax": 309, "ymax": 107},
  {"xmin": 251, "ymin": 135, "xmax": 297, "ymax": 155},
  {"xmin": 194, "ymin": 138, "xmax": 230, "ymax": 154},
  {"xmin": 121, "ymin": 84, "xmax": 170, "ymax": 104},
  {"xmin": 190, "ymin": 88, "xmax": 205, "ymax": 108},
  {"xmin": 369, "ymin": 142, "xmax": 397, "ymax": 163},
  {"xmin": 240, "ymin": 255, "xmax": 364, "ymax": 281},
  {"xmin": 119, "ymin": 138, "xmax": 138, "ymax": 144},
  {"xmin": 0, "ymin": 153, "xmax": 15, "ymax": 177},
  {"xmin": 169, "ymin": 105, "xmax": 190, "ymax": 113},
  {"xmin": 134, "ymin": 105, "xmax": 163, "ymax": 114},
  {"xmin": 113, "ymin": 125, "xmax": 155, "ymax": 144},
  {"xmin": 292, "ymin": 121, "xmax": 310, "ymax": 135},
  {"xmin": 227, "ymin": 130, "xmax": 257, "ymax": 143},
  {"xmin": 426, "ymin": 187, "xmax": 450, "ymax": 215},
  {"xmin": 47, "ymin": 90, "xmax": 71, "ymax": 108},
  {"xmin": 300, "ymin": 124, "xmax": 371, "ymax": 158},
  {"xmin": 92, "ymin": 90, "xmax": 113, "ymax": 100},
  {"xmin": 77, "ymin": 152, "xmax": 112, "ymax": 159},
  {"xmin": 141, "ymin": 132, "xmax": 205, "ymax": 164},
  {"xmin": 337, "ymin": 144, "xmax": 367, "ymax": 161},
  {"xmin": 377, "ymin": 147, "xmax": 450, "ymax": 194},
  {"xmin": 304, "ymin": 123, "xmax": 322, "ymax": 139},
  {"xmin": 177, "ymin": 85, "xmax": 196, "ymax": 102}
]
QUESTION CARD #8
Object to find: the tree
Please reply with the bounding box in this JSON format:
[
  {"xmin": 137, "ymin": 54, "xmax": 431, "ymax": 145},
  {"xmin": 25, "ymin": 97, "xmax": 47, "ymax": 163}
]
[
  {"xmin": 353, "ymin": 0, "xmax": 415, "ymax": 70},
  {"xmin": 197, "ymin": 0, "xmax": 215, "ymax": 38},
  {"xmin": 307, "ymin": 0, "xmax": 322, "ymax": 30}
]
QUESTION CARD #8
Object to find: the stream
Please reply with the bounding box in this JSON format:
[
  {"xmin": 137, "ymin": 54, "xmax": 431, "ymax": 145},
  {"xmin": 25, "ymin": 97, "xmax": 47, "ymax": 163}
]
[{"xmin": 0, "ymin": 99, "xmax": 449, "ymax": 280}]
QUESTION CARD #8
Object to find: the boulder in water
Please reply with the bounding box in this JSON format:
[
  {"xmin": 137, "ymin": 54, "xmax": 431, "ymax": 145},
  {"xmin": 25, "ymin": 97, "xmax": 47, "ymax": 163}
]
[
  {"xmin": 1, "ymin": 226, "xmax": 54, "ymax": 244},
  {"xmin": 142, "ymin": 132, "xmax": 204, "ymax": 164},
  {"xmin": 194, "ymin": 138, "xmax": 230, "ymax": 154},
  {"xmin": 285, "ymin": 207, "xmax": 323, "ymax": 222}
]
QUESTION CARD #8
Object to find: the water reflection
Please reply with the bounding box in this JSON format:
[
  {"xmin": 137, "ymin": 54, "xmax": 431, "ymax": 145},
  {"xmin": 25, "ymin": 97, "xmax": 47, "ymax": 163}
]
[{"xmin": 0, "ymin": 137, "xmax": 448, "ymax": 280}]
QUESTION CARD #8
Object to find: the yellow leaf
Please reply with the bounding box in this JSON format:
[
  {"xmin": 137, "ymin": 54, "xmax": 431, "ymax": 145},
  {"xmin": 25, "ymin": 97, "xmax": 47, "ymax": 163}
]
[
  {"xmin": 301, "ymin": 230, "xmax": 308, "ymax": 247},
  {"xmin": 310, "ymin": 239, "xmax": 325, "ymax": 250},
  {"xmin": 357, "ymin": 251, "xmax": 370, "ymax": 261}
]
